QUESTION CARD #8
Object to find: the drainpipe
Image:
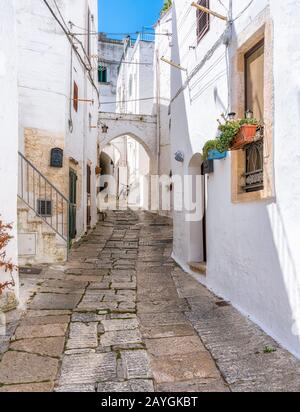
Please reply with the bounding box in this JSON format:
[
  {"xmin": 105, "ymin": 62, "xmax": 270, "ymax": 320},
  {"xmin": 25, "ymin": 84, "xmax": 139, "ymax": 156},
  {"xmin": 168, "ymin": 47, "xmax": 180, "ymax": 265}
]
[{"xmin": 156, "ymin": 48, "xmax": 161, "ymax": 176}]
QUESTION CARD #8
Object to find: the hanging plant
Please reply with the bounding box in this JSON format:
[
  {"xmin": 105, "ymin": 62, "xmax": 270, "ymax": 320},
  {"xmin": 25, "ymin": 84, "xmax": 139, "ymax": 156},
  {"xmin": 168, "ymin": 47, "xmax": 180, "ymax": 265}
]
[
  {"xmin": 0, "ymin": 219, "xmax": 17, "ymax": 296},
  {"xmin": 202, "ymin": 117, "xmax": 260, "ymax": 160}
]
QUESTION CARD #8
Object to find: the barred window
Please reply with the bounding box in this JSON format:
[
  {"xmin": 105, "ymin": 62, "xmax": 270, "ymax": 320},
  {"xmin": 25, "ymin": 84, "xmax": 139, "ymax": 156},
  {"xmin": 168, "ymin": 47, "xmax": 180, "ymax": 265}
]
[
  {"xmin": 244, "ymin": 40, "xmax": 265, "ymax": 193},
  {"xmin": 197, "ymin": 0, "xmax": 210, "ymax": 43},
  {"xmin": 37, "ymin": 200, "xmax": 52, "ymax": 217},
  {"xmin": 244, "ymin": 137, "xmax": 264, "ymax": 192}
]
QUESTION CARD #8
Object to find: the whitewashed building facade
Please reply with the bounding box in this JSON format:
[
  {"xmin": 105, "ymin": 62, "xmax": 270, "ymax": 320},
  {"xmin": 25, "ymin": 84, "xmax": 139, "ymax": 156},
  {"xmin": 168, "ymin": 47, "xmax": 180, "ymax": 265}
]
[
  {"xmin": 170, "ymin": 0, "xmax": 300, "ymax": 358},
  {"xmin": 0, "ymin": 0, "xmax": 19, "ymax": 312},
  {"xmin": 16, "ymin": 0, "xmax": 99, "ymax": 265}
]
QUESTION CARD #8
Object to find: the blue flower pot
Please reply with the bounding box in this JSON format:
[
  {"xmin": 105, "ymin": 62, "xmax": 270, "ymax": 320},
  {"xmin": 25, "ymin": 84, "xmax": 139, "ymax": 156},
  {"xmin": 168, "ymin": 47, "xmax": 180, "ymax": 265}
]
[{"xmin": 208, "ymin": 149, "xmax": 227, "ymax": 160}]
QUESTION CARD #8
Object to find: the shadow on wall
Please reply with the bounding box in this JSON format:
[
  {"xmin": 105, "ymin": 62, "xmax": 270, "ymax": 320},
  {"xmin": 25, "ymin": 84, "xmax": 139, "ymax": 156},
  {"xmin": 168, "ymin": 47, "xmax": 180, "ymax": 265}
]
[{"xmin": 206, "ymin": 158, "xmax": 300, "ymax": 359}]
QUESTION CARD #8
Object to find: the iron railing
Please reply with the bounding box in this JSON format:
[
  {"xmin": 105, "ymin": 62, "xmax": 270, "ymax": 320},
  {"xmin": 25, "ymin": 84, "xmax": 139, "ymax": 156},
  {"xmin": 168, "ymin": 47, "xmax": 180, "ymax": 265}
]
[{"xmin": 18, "ymin": 152, "xmax": 71, "ymax": 245}]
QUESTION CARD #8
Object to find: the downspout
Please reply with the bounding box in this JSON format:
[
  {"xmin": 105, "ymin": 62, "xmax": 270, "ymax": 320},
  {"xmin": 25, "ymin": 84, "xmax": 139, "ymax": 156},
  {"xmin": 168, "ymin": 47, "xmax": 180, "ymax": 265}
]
[{"xmin": 156, "ymin": 48, "xmax": 162, "ymax": 176}]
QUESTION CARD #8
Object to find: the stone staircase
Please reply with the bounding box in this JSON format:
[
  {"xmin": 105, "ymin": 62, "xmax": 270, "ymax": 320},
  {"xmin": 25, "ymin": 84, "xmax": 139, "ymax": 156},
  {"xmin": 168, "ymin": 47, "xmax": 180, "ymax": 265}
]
[{"xmin": 17, "ymin": 152, "xmax": 70, "ymax": 266}]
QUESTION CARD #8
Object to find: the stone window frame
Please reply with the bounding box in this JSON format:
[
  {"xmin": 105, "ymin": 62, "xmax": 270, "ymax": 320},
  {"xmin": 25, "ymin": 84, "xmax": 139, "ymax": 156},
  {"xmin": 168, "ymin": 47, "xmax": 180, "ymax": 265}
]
[{"xmin": 231, "ymin": 11, "xmax": 275, "ymax": 204}]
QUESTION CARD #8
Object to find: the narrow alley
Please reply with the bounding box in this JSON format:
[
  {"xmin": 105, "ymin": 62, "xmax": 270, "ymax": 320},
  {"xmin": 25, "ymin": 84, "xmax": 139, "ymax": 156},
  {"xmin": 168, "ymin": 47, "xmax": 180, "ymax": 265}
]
[{"xmin": 0, "ymin": 209, "xmax": 299, "ymax": 392}]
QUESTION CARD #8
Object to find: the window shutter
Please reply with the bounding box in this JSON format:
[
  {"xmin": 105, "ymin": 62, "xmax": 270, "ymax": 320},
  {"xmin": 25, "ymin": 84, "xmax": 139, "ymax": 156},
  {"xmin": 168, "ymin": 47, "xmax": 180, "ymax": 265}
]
[{"xmin": 73, "ymin": 81, "xmax": 78, "ymax": 112}]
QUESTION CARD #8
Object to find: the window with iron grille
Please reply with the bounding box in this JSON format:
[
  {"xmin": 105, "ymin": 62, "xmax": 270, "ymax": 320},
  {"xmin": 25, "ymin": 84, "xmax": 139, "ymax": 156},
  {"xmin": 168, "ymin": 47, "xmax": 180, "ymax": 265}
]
[
  {"xmin": 37, "ymin": 200, "xmax": 52, "ymax": 217},
  {"xmin": 243, "ymin": 40, "xmax": 265, "ymax": 193},
  {"xmin": 244, "ymin": 137, "xmax": 264, "ymax": 192},
  {"xmin": 197, "ymin": 0, "xmax": 210, "ymax": 43}
]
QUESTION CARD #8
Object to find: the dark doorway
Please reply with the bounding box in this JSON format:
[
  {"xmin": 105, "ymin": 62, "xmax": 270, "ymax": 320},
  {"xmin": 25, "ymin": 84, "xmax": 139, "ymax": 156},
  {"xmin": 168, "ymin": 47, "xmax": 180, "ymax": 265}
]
[
  {"xmin": 87, "ymin": 164, "xmax": 92, "ymax": 229},
  {"xmin": 69, "ymin": 169, "xmax": 77, "ymax": 241}
]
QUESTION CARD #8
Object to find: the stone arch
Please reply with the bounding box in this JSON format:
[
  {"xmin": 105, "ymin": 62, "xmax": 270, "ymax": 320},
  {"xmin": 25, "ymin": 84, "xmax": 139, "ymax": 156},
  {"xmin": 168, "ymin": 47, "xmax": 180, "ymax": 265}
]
[{"xmin": 99, "ymin": 113, "xmax": 158, "ymax": 174}]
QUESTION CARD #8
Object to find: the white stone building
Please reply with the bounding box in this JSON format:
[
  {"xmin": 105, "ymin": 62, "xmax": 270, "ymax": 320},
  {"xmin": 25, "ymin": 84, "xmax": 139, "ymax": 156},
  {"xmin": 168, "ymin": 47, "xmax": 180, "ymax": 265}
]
[
  {"xmin": 170, "ymin": 0, "xmax": 300, "ymax": 358},
  {"xmin": 99, "ymin": 22, "xmax": 173, "ymax": 214},
  {"xmin": 0, "ymin": 0, "xmax": 19, "ymax": 312},
  {"xmin": 98, "ymin": 34, "xmax": 124, "ymax": 113},
  {"xmin": 16, "ymin": 0, "xmax": 99, "ymax": 265}
]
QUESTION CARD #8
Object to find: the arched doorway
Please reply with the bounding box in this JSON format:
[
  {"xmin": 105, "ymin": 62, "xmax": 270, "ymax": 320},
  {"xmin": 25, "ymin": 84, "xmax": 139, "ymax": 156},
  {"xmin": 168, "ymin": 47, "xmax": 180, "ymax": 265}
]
[
  {"xmin": 99, "ymin": 133, "xmax": 152, "ymax": 211},
  {"xmin": 187, "ymin": 153, "xmax": 207, "ymax": 264}
]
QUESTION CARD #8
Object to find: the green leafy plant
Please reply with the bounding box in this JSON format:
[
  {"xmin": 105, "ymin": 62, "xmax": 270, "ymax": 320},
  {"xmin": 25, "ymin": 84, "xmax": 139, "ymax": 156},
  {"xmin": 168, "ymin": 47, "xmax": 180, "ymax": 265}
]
[
  {"xmin": 202, "ymin": 117, "xmax": 260, "ymax": 160},
  {"xmin": 263, "ymin": 346, "xmax": 277, "ymax": 354},
  {"xmin": 202, "ymin": 140, "xmax": 218, "ymax": 161},
  {"xmin": 161, "ymin": 0, "xmax": 172, "ymax": 14}
]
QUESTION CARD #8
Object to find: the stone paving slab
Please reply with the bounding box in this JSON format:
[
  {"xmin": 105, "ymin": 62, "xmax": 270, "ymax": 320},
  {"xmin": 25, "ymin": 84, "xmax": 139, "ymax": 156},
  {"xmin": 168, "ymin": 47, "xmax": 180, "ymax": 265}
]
[
  {"xmin": 58, "ymin": 352, "xmax": 117, "ymax": 386},
  {"xmin": 121, "ymin": 350, "xmax": 152, "ymax": 380},
  {"xmin": 10, "ymin": 337, "xmax": 65, "ymax": 358},
  {"xmin": 14, "ymin": 323, "xmax": 68, "ymax": 340},
  {"xmin": 30, "ymin": 293, "xmax": 82, "ymax": 310},
  {"xmin": 66, "ymin": 322, "xmax": 98, "ymax": 350},
  {"xmin": 1, "ymin": 209, "xmax": 300, "ymax": 392},
  {"xmin": 97, "ymin": 380, "xmax": 154, "ymax": 392},
  {"xmin": 151, "ymin": 352, "xmax": 221, "ymax": 384},
  {"xmin": 0, "ymin": 382, "xmax": 54, "ymax": 392},
  {"xmin": 0, "ymin": 352, "xmax": 59, "ymax": 385},
  {"xmin": 145, "ymin": 336, "xmax": 207, "ymax": 357}
]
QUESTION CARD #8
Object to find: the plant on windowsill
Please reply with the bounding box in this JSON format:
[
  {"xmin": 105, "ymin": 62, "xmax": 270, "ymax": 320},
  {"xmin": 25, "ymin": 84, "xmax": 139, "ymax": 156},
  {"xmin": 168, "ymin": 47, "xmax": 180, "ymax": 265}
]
[
  {"xmin": 202, "ymin": 117, "xmax": 260, "ymax": 160},
  {"xmin": 0, "ymin": 219, "xmax": 17, "ymax": 297}
]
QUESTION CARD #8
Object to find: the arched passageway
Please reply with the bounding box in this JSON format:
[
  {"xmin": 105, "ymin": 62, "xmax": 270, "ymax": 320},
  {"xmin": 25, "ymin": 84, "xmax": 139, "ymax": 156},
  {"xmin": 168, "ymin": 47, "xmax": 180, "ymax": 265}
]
[{"xmin": 99, "ymin": 134, "xmax": 151, "ymax": 211}]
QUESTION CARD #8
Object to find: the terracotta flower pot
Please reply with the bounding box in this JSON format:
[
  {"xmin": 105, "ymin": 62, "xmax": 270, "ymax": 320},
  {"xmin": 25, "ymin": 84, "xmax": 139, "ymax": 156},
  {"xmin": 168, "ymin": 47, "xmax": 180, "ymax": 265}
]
[{"xmin": 231, "ymin": 124, "xmax": 257, "ymax": 151}]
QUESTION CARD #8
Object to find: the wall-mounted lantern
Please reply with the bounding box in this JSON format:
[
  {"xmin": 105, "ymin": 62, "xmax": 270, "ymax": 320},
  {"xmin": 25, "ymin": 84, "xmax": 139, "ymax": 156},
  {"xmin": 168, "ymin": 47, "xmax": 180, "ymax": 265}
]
[
  {"xmin": 175, "ymin": 151, "xmax": 184, "ymax": 163},
  {"xmin": 50, "ymin": 148, "xmax": 63, "ymax": 168}
]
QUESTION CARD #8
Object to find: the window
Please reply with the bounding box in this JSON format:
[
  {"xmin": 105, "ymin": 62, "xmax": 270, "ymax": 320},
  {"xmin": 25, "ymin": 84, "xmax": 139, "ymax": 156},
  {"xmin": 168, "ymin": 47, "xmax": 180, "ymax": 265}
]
[
  {"xmin": 98, "ymin": 66, "xmax": 108, "ymax": 83},
  {"xmin": 37, "ymin": 200, "xmax": 52, "ymax": 217},
  {"xmin": 197, "ymin": 0, "xmax": 210, "ymax": 43},
  {"xmin": 73, "ymin": 81, "xmax": 78, "ymax": 112},
  {"xmin": 245, "ymin": 40, "xmax": 265, "ymax": 121},
  {"xmin": 244, "ymin": 40, "xmax": 265, "ymax": 193}
]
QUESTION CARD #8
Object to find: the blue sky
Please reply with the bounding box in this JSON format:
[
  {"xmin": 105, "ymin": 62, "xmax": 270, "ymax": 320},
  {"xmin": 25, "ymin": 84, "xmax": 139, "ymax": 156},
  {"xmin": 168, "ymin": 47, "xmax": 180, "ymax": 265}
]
[{"xmin": 98, "ymin": 0, "xmax": 164, "ymax": 39}]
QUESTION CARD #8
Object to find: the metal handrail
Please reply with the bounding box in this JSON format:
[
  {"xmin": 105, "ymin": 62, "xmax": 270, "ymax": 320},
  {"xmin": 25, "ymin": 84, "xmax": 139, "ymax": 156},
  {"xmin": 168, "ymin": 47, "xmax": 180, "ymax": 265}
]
[
  {"xmin": 18, "ymin": 152, "xmax": 69, "ymax": 202},
  {"xmin": 18, "ymin": 152, "xmax": 70, "ymax": 245}
]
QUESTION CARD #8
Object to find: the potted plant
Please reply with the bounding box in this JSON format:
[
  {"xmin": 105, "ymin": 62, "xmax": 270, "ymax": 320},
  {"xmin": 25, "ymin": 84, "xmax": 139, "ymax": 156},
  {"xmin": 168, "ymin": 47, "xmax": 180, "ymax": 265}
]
[
  {"xmin": 230, "ymin": 119, "xmax": 259, "ymax": 151},
  {"xmin": 202, "ymin": 116, "xmax": 260, "ymax": 161}
]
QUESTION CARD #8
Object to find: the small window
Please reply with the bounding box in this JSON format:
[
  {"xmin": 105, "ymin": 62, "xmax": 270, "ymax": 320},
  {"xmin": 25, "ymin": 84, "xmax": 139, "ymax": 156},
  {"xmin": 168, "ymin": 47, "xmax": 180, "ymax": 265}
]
[
  {"xmin": 73, "ymin": 81, "xmax": 79, "ymax": 112},
  {"xmin": 50, "ymin": 148, "xmax": 63, "ymax": 168},
  {"xmin": 37, "ymin": 200, "xmax": 52, "ymax": 217},
  {"xmin": 197, "ymin": 0, "xmax": 210, "ymax": 43},
  {"xmin": 98, "ymin": 66, "xmax": 108, "ymax": 83}
]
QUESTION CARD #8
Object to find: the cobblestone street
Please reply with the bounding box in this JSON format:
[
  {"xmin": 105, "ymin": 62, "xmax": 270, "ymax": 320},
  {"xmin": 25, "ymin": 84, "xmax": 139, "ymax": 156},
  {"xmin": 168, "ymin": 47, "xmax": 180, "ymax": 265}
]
[{"xmin": 0, "ymin": 210, "xmax": 300, "ymax": 392}]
